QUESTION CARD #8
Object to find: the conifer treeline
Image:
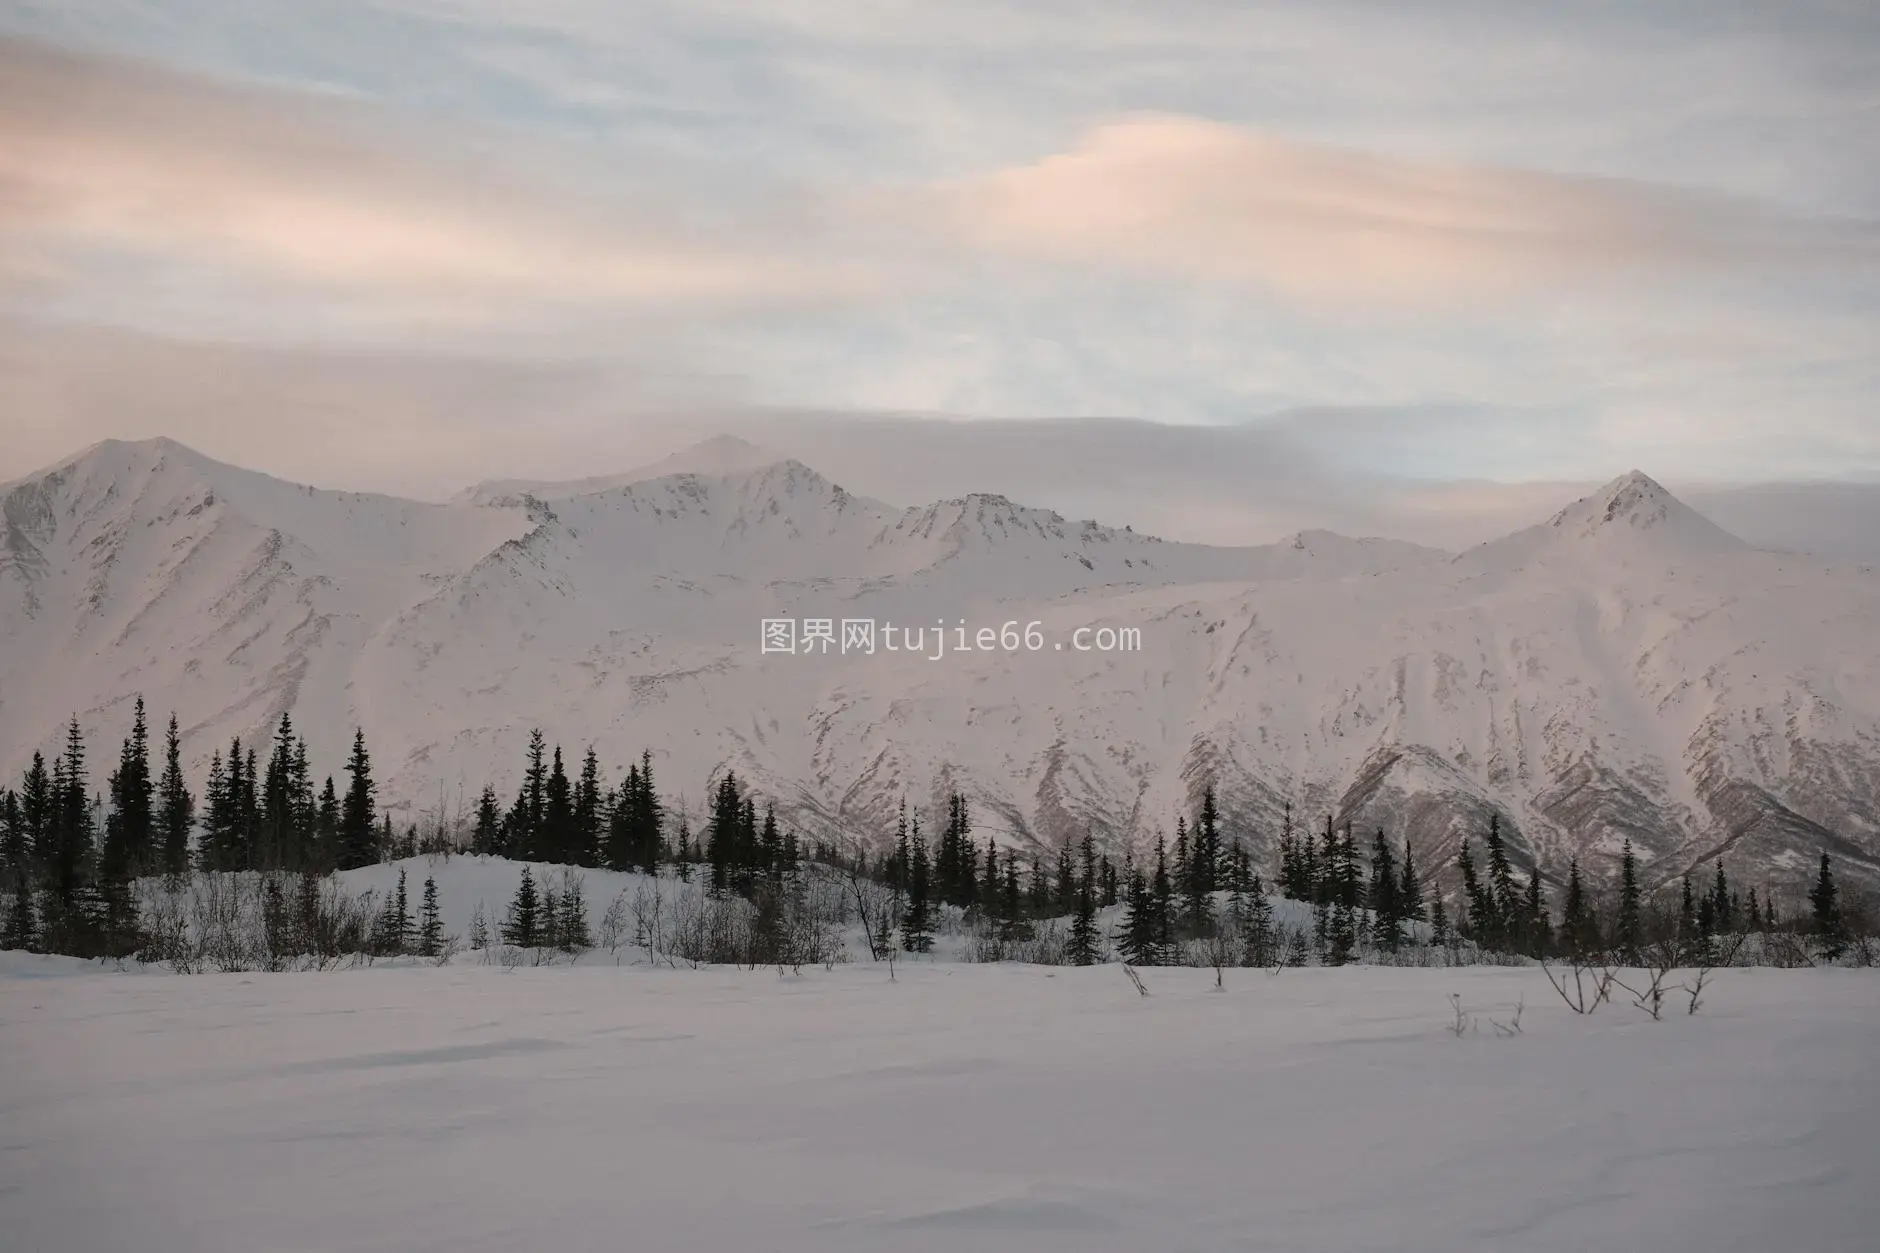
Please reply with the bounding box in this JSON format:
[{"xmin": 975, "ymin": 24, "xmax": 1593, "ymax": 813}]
[{"xmin": 0, "ymin": 702, "xmax": 1867, "ymax": 964}]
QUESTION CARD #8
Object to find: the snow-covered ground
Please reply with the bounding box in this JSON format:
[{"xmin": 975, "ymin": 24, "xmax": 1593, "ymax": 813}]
[{"xmin": 4, "ymin": 955, "xmax": 1875, "ymax": 1252}]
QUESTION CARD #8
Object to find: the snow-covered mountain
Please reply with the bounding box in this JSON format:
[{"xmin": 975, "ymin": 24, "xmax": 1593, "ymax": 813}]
[{"xmin": 3, "ymin": 437, "xmax": 1876, "ymax": 895}]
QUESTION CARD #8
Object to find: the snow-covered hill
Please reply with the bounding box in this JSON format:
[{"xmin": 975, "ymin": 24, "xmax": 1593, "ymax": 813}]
[{"xmin": 3, "ymin": 437, "xmax": 1876, "ymax": 894}]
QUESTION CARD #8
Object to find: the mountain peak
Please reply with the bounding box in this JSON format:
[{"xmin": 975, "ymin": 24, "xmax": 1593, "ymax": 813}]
[
  {"xmin": 1547, "ymin": 470, "xmax": 1743, "ymax": 551},
  {"xmin": 1457, "ymin": 470, "xmax": 1748, "ymax": 571},
  {"xmin": 1579, "ymin": 470, "xmax": 1674, "ymax": 527}
]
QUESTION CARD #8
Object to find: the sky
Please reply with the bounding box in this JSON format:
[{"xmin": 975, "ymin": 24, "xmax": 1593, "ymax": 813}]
[{"xmin": 2, "ymin": 0, "xmax": 1878, "ymax": 538}]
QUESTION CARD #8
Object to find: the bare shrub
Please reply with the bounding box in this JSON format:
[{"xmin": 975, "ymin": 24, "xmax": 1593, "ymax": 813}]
[
  {"xmin": 597, "ymin": 889, "xmax": 630, "ymax": 964},
  {"xmin": 1446, "ymin": 992, "xmax": 1475, "ymax": 1036},
  {"xmin": 1541, "ymin": 958, "xmax": 1617, "ymax": 1014}
]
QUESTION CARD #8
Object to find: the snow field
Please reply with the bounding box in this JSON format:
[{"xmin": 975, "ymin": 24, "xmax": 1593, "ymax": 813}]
[{"xmin": 3, "ymin": 953, "xmax": 1876, "ymax": 1252}]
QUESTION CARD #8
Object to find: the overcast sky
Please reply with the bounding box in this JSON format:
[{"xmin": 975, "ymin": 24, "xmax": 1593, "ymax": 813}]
[{"xmin": 2, "ymin": 1, "xmax": 1877, "ymax": 540}]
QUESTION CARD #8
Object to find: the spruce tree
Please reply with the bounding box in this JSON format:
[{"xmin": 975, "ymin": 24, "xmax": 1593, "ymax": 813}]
[
  {"xmin": 42, "ymin": 717, "xmax": 96, "ymax": 950},
  {"xmin": 1809, "ymin": 853, "xmax": 1846, "ymax": 960},
  {"xmin": 541, "ymin": 746, "xmax": 573, "ymax": 865},
  {"xmin": 260, "ymin": 712, "xmax": 301, "ymax": 869},
  {"xmin": 1458, "ymin": 838, "xmax": 1492, "ymax": 945},
  {"xmin": 1561, "ymin": 857, "xmax": 1593, "ymax": 957},
  {"xmin": 634, "ymin": 750, "xmax": 664, "ymax": 873},
  {"xmin": 556, "ymin": 873, "xmax": 590, "ymax": 952},
  {"xmin": 1616, "ymin": 839, "xmax": 1642, "ymax": 963},
  {"xmin": 157, "ymin": 713, "xmax": 194, "ymax": 875},
  {"xmin": 337, "ymin": 728, "xmax": 377, "ymax": 870},
  {"xmin": 1149, "ymin": 834, "xmax": 1176, "ymax": 963},
  {"xmin": 519, "ymin": 730, "xmax": 548, "ymax": 860},
  {"xmin": 1523, "ymin": 871, "xmax": 1550, "ymax": 957},
  {"xmin": 1, "ymin": 789, "xmax": 36, "ymax": 950},
  {"xmin": 419, "ymin": 875, "xmax": 442, "ymax": 957},
  {"xmin": 313, "ymin": 776, "xmax": 338, "ymax": 870},
  {"xmin": 902, "ymin": 814, "xmax": 933, "ymax": 953},
  {"xmin": 1068, "ymin": 867, "xmax": 1100, "ymax": 966},
  {"xmin": 1398, "ymin": 840, "xmax": 1424, "ymax": 924},
  {"xmin": 1485, "ymin": 816, "xmax": 1518, "ymax": 934},
  {"xmin": 1241, "ymin": 876, "xmax": 1276, "ymax": 967},
  {"xmin": 1369, "ymin": 830, "xmax": 1401, "ymax": 950},
  {"xmin": 1056, "ymin": 840, "xmax": 1076, "ymax": 916},
  {"xmin": 502, "ymin": 866, "xmax": 541, "ymax": 948},
  {"xmin": 1115, "ymin": 870, "xmax": 1157, "ymax": 964},
  {"xmin": 573, "ymin": 747, "xmax": 602, "ymax": 868},
  {"xmin": 706, "ymin": 771, "xmax": 740, "ymax": 895},
  {"xmin": 473, "ymin": 785, "xmax": 502, "ymax": 856},
  {"xmin": 101, "ymin": 696, "xmax": 154, "ymax": 882},
  {"xmin": 1711, "ymin": 861, "xmax": 1733, "ymax": 934},
  {"xmin": 1278, "ymin": 801, "xmax": 1301, "ymax": 899}
]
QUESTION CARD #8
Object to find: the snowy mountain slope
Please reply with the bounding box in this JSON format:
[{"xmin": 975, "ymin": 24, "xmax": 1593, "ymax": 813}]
[
  {"xmin": 455, "ymin": 433, "xmax": 789, "ymax": 505},
  {"xmin": 2, "ymin": 438, "xmax": 1876, "ymax": 895}
]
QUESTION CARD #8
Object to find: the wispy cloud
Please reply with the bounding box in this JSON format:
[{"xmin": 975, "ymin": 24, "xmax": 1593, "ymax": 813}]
[
  {"xmin": 939, "ymin": 114, "xmax": 1880, "ymax": 306},
  {"xmin": 0, "ymin": 37, "xmax": 882, "ymax": 326}
]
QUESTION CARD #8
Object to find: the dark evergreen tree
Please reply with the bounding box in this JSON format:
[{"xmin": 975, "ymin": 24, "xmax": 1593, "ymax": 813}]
[
  {"xmin": 260, "ymin": 712, "xmax": 303, "ymax": 869},
  {"xmin": 759, "ymin": 803, "xmax": 781, "ymax": 885},
  {"xmin": 1241, "ymin": 874, "xmax": 1277, "ymax": 967},
  {"xmin": 1523, "ymin": 870, "xmax": 1551, "ymax": 957},
  {"xmin": 1485, "ymin": 815, "xmax": 1518, "ymax": 931},
  {"xmin": 502, "ymin": 866, "xmax": 541, "ymax": 948},
  {"xmin": 41, "ymin": 717, "xmax": 96, "ymax": 950},
  {"xmin": 573, "ymin": 746, "xmax": 602, "ymax": 867},
  {"xmin": 473, "ymin": 785, "xmax": 502, "ymax": 856},
  {"xmin": 419, "ymin": 875, "xmax": 442, "ymax": 957},
  {"xmin": 1149, "ymin": 833, "xmax": 1176, "ymax": 962},
  {"xmin": 1560, "ymin": 856, "xmax": 1594, "ymax": 957},
  {"xmin": 1616, "ymin": 838, "xmax": 1642, "ymax": 963},
  {"xmin": 706, "ymin": 771, "xmax": 741, "ymax": 895},
  {"xmin": 1068, "ymin": 849, "xmax": 1100, "ymax": 966},
  {"xmin": 336, "ymin": 728, "xmax": 377, "ymax": 870},
  {"xmin": 1114, "ymin": 869, "xmax": 1158, "ymax": 964},
  {"xmin": 1172, "ymin": 817, "xmax": 1192, "ymax": 921},
  {"xmin": 541, "ymin": 746, "xmax": 573, "ymax": 865},
  {"xmin": 157, "ymin": 714, "xmax": 194, "ymax": 875},
  {"xmin": 1192, "ymin": 784, "xmax": 1221, "ymax": 897},
  {"xmin": 1809, "ymin": 853, "xmax": 1846, "ymax": 959},
  {"xmin": 557, "ymin": 874, "xmax": 590, "ymax": 952},
  {"xmin": 1710, "ymin": 860, "xmax": 1733, "ymax": 934},
  {"xmin": 1369, "ymin": 830, "xmax": 1402, "ymax": 951},
  {"xmin": 519, "ymin": 729, "xmax": 548, "ymax": 859},
  {"xmin": 1056, "ymin": 840, "xmax": 1076, "ymax": 916},
  {"xmin": 635, "ymin": 750, "xmax": 664, "ymax": 872},
  {"xmin": 902, "ymin": 814, "xmax": 933, "ymax": 953},
  {"xmin": 2, "ymin": 789, "xmax": 36, "ymax": 950},
  {"xmin": 1278, "ymin": 801, "xmax": 1303, "ymax": 899},
  {"xmin": 313, "ymin": 776, "xmax": 338, "ymax": 870},
  {"xmin": 101, "ymin": 696, "xmax": 154, "ymax": 882},
  {"xmin": 1398, "ymin": 838, "xmax": 1424, "ymax": 925},
  {"xmin": 1458, "ymin": 837, "xmax": 1494, "ymax": 946}
]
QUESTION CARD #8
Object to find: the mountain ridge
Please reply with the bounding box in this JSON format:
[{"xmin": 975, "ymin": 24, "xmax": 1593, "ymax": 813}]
[{"xmin": 4, "ymin": 435, "xmax": 1876, "ymax": 895}]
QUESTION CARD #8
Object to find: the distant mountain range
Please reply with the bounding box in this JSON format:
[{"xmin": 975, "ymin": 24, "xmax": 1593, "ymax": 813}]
[{"xmin": 4, "ymin": 436, "xmax": 1876, "ymax": 896}]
